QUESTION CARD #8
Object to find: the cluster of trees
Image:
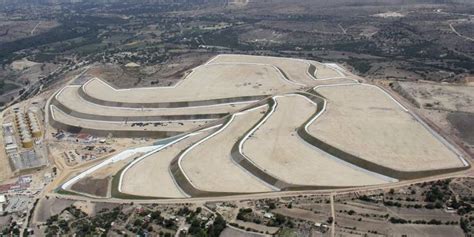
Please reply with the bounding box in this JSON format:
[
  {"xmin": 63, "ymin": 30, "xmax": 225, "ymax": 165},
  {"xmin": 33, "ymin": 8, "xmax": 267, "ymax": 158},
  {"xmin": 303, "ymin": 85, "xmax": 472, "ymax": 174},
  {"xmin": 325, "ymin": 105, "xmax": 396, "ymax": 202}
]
[
  {"xmin": 1, "ymin": 221, "xmax": 21, "ymax": 236},
  {"xmin": 188, "ymin": 214, "xmax": 226, "ymax": 237},
  {"xmin": 128, "ymin": 209, "xmax": 176, "ymax": 235},
  {"xmin": 181, "ymin": 207, "xmax": 226, "ymax": 237},
  {"xmin": 0, "ymin": 15, "xmax": 106, "ymax": 64},
  {"xmin": 44, "ymin": 205, "xmax": 90, "ymax": 235},
  {"xmin": 236, "ymin": 208, "xmax": 253, "ymax": 222},
  {"xmin": 346, "ymin": 57, "xmax": 371, "ymax": 74},
  {"xmin": 389, "ymin": 217, "xmax": 457, "ymax": 225}
]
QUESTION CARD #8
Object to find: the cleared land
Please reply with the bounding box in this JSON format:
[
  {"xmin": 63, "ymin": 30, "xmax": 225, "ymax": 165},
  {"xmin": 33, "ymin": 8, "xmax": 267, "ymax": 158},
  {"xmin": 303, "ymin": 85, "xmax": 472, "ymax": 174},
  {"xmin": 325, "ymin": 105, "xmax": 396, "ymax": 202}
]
[
  {"xmin": 50, "ymin": 105, "xmax": 207, "ymax": 132},
  {"xmin": 220, "ymin": 227, "xmax": 264, "ymax": 237},
  {"xmin": 82, "ymin": 63, "xmax": 298, "ymax": 104},
  {"xmin": 243, "ymin": 95, "xmax": 388, "ymax": 186},
  {"xmin": 54, "ymin": 54, "xmax": 470, "ymax": 198},
  {"xmin": 308, "ymin": 84, "xmax": 465, "ymax": 172},
  {"xmin": 121, "ymin": 131, "xmax": 214, "ymax": 198},
  {"xmin": 447, "ymin": 111, "xmax": 474, "ymax": 145},
  {"xmin": 33, "ymin": 197, "xmax": 75, "ymax": 223},
  {"xmin": 0, "ymin": 130, "xmax": 13, "ymax": 182},
  {"xmin": 309, "ymin": 61, "xmax": 345, "ymax": 79},
  {"xmin": 71, "ymin": 177, "xmax": 109, "ymax": 197},
  {"xmin": 69, "ymin": 154, "xmax": 142, "ymax": 197},
  {"xmin": 210, "ymin": 54, "xmax": 346, "ymax": 83},
  {"xmin": 181, "ymin": 106, "xmax": 272, "ymax": 193},
  {"xmin": 55, "ymin": 86, "xmax": 248, "ymax": 117},
  {"xmin": 312, "ymin": 77, "xmax": 358, "ymax": 86},
  {"xmin": 397, "ymin": 81, "xmax": 474, "ymax": 112},
  {"xmin": 386, "ymin": 225, "xmax": 465, "ymax": 237},
  {"xmin": 209, "ymin": 54, "xmax": 315, "ymax": 85}
]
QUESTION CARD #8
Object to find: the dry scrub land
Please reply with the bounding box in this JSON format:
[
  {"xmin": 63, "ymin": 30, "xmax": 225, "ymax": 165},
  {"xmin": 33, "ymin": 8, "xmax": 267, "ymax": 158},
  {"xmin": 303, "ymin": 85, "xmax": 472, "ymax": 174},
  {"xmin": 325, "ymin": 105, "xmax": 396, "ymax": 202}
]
[
  {"xmin": 397, "ymin": 81, "xmax": 474, "ymax": 112},
  {"xmin": 391, "ymin": 80, "xmax": 474, "ymax": 158}
]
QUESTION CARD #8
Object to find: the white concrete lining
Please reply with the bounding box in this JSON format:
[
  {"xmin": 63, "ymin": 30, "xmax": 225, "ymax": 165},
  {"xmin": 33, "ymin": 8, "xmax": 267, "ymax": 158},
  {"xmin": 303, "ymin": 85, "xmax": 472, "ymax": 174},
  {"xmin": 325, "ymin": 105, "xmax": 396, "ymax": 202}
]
[{"xmin": 61, "ymin": 145, "xmax": 160, "ymax": 190}]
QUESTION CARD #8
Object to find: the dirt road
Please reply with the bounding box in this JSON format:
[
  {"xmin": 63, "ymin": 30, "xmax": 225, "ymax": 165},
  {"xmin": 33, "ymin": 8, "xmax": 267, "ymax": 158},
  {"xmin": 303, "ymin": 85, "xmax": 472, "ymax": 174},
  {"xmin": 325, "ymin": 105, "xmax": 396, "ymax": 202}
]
[{"xmin": 330, "ymin": 193, "xmax": 335, "ymax": 237}]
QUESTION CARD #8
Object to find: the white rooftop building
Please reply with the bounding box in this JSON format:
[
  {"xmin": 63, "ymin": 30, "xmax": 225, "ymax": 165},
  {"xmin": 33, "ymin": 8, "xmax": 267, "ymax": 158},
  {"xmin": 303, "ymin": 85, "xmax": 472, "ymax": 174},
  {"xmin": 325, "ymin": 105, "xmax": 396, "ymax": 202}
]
[{"xmin": 0, "ymin": 195, "xmax": 7, "ymax": 213}]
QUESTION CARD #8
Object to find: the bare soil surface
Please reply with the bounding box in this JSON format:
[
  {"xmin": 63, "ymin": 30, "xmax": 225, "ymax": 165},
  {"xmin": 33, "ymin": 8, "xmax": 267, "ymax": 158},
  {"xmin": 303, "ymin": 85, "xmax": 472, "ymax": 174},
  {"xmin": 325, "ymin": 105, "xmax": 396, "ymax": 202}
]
[
  {"xmin": 210, "ymin": 54, "xmax": 316, "ymax": 85},
  {"xmin": 220, "ymin": 227, "xmax": 266, "ymax": 237},
  {"xmin": 0, "ymin": 135, "xmax": 13, "ymax": 183},
  {"xmin": 397, "ymin": 81, "xmax": 474, "ymax": 113},
  {"xmin": 243, "ymin": 95, "xmax": 387, "ymax": 186},
  {"xmin": 308, "ymin": 84, "xmax": 465, "ymax": 172},
  {"xmin": 386, "ymin": 224, "xmax": 465, "ymax": 237},
  {"xmin": 70, "ymin": 177, "xmax": 109, "ymax": 197},
  {"xmin": 34, "ymin": 197, "xmax": 75, "ymax": 223},
  {"xmin": 447, "ymin": 111, "xmax": 474, "ymax": 145},
  {"xmin": 389, "ymin": 80, "xmax": 474, "ymax": 154},
  {"xmin": 56, "ymin": 86, "xmax": 248, "ymax": 117},
  {"xmin": 51, "ymin": 105, "xmax": 207, "ymax": 132},
  {"xmin": 182, "ymin": 106, "xmax": 272, "ymax": 193},
  {"xmin": 121, "ymin": 131, "xmax": 213, "ymax": 198},
  {"xmin": 83, "ymin": 63, "xmax": 297, "ymax": 103}
]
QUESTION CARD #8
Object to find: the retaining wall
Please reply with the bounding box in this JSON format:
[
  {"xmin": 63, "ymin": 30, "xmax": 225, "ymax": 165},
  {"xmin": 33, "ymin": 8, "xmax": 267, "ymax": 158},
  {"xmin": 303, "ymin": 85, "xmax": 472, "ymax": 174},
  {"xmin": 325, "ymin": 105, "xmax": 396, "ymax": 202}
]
[
  {"xmin": 79, "ymin": 85, "xmax": 267, "ymax": 108},
  {"xmin": 51, "ymin": 97, "xmax": 228, "ymax": 121},
  {"xmin": 296, "ymin": 92, "xmax": 470, "ymax": 180}
]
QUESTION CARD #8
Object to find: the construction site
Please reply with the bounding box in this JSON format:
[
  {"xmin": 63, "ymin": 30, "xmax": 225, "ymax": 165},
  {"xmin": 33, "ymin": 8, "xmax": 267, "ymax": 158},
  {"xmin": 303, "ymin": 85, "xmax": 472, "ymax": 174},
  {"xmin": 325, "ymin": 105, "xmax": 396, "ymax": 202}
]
[{"xmin": 35, "ymin": 54, "xmax": 469, "ymax": 199}]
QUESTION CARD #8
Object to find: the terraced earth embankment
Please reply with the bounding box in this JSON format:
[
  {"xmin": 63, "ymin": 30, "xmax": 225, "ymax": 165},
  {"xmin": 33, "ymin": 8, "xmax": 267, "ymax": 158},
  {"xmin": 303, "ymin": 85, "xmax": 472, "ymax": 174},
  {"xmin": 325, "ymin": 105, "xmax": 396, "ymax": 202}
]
[{"xmin": 53, "ymin": 54, "xmax": 470, "ymax": 199}]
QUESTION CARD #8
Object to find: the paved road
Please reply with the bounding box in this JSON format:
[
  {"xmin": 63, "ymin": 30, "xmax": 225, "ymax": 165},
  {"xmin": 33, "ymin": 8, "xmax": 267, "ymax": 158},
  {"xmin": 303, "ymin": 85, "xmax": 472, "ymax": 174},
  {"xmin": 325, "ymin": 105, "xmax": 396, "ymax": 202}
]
[{"xmin": 46, "ymin": 168, "xmax": 471, "ymax": 205}]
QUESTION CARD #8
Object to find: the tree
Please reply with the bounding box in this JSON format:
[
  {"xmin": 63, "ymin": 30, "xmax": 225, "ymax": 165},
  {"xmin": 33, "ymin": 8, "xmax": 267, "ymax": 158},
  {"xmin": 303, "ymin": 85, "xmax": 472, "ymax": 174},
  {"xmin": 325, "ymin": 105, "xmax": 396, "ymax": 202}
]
[
  {"xmin": 151, "ymin": 211, "xmax": 161, "ymax": 220},
  {"xmin": 208, "ymin": 215, "xmax": 226, "ymax": 237},
  {"xmin": 274, "ymin": 214, "xmax": 286, "ymax": 226},
  {"xmin": 425, "ymin": 186, "xmax": 445, "ymax": 202},
  {"xmin": 195, "ymin": 207, "xmax": 202, "ymax": 214}
]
